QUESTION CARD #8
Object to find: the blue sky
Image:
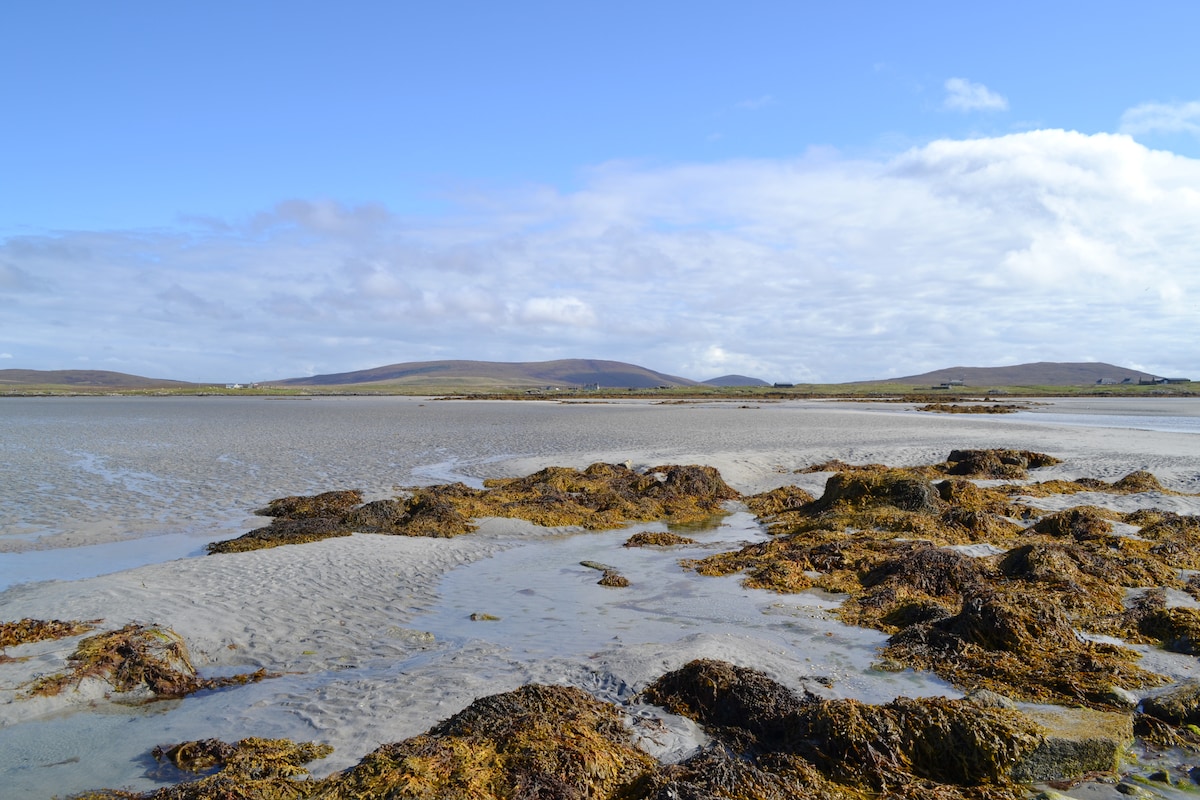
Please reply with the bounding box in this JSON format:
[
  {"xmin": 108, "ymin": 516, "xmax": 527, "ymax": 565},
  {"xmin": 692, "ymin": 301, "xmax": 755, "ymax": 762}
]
[{"xmin": 3, "ymin": 1, "xmax": 1199, "ymax": 382}]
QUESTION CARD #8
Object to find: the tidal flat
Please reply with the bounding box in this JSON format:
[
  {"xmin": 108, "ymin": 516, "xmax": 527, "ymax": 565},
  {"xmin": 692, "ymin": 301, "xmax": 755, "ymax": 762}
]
[{"xmin": 1, "ymin": 396, "xmax": 1199, "ymax": 798}]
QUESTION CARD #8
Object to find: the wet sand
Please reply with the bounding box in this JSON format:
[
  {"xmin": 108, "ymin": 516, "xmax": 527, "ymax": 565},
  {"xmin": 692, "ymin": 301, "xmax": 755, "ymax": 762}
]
[{"xmin": 1, "ymin": 397, "xmax": 1198, "ymax": 798}]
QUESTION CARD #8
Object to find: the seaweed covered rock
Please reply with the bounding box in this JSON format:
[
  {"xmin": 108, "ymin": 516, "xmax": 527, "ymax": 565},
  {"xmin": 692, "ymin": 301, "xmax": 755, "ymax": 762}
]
[
  {"xmin": 624, "ymin": 531, "xmax": 697, "ymax": 547},
  {"xmin": 1030, "ymin": 507, "xmax": 1115, "ymax": 541},
  {"xmin": 209, "ymin": 462, "xmax": 740, "ymax": 553},
  {"xmin": 884, "ymin": 587, "xmax": 1166, "ymax": 707},
  {"xmin": 743, "ymin": 485, "xmax": 816, "ymax": 517},
  {"xmin": 206, "ymin": 517, "xmax": 354, "ymax": 554},
  {"xmin": 257, "ymin": 489, "xmax": 364, "ymax": 519},
  {"xmin": 28, "ymin": 623, "xmax": 202, "ymax": 700},
  {"xmin": 643, "ymin": 659, "xmax": 1050, "ymax": 792},
  {"xmin": 326, "ymin": 684, "xmax": 656, "ymax": 800},
  {"xmin": 843, "ymin": 542, "xmax": 985, "ymax": 631},
  {"xmin": 942, "ymin": 449, "xmax": 1061, "ymax": 479},
  {"xmin": 1119, "ymin": 589, "xmax": 1200, "ymax": 655},
  {"xmin": 1141, "ymin": 681, "xmax": 1200, "ymax": 727},
  {"xmin": 646, "ymin": 747, "xmax": 848, "ymax": 800},
  {"xmin": 807, "ymin": 468, "xmax": 943, "ymax": 515},
  {"xmin": 642, "ymin": 659, "xmax": 816, "ymax": 750},
  {"xmin": 24, "ymin": 623, "xmax": 270, "ymax": 703}
]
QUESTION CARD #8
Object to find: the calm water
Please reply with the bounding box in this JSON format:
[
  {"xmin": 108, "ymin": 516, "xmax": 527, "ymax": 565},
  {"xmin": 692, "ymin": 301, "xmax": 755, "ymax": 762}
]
[{"xmin": 2, "ymin": 395, "xmax": 1199, "ymax": 590}]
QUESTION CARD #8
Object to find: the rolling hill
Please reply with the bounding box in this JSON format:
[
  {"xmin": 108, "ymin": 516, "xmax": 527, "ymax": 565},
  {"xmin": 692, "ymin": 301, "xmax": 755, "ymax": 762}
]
[
  {"xmin": 269, "ymin": 359, "xmax": 699, "ymax": 389},
  {"xmin": 879, "ymin": 362, "xmax": 1167, "ymax": 387},
  {"xmin": 0, "ymin": 369, "xmax": 197, "ymax": 389}
]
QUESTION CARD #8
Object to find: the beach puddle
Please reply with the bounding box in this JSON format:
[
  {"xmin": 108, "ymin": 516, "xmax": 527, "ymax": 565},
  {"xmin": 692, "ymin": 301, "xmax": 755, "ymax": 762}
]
[{"xmin": 416, "ymin": 509, "xmax": 955, "ymax": 704}]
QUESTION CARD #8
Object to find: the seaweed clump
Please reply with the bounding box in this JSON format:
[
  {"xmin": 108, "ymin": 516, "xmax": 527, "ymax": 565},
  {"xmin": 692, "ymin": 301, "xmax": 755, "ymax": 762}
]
[
  {"xmin": 683, "ymin": 452, "xmax": 1198, "ymax": 705},
  {"xmin": 26, "ymin": 623, "xmax": 270, "ymax": 701},
  {"xmin": 1, "ymin": 618, "xmax": 96, "ymax": 661},
  {"xmin": 74, "ymin": 737, "xmax": 334, "ymax": 800},
  {"xmin": 883, "ymin": 586, "xmax": 1166, "ymax": 707},
  {"xmin": 209, "ymin": 463, "xmax": 740, "ymax": 553},
  {"xmin": 643, "ymin": 659, "xmax": 1045, "ymax": 798},
  {"xmin": 326, "ymin": 684, "xmax": 656, "ymax": 800},
  {"xmin": 623, "ymin": 531, "xmax": 696, "ymax": 547}
]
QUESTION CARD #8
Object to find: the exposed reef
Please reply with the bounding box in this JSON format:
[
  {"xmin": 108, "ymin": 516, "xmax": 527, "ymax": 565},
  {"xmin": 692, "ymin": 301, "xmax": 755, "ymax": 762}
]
[{"xmin": 208, "ymin": 463, "xmax": 738, "ymax": 553}]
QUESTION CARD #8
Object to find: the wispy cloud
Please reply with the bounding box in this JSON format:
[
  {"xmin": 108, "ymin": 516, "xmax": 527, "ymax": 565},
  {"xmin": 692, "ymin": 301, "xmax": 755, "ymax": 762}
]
[
  {"xmin": 2, "ymin": 130, "xmax": 1197, "ymax": 382},
  {"xmin": 943, "ymin": 78, "xmax": 1008, "ymax": 112},
  {"xmin": 735, "ymin": 94, "xmax": 775, "ymax": 111},
  {"xmin": 1120, "ymin": 100, "xmax": 1200, "ymax": 137}
]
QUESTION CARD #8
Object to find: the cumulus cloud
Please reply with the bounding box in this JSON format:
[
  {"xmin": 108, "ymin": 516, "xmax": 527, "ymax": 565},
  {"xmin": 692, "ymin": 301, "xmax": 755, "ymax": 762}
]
[
  {"xmin": 1120, "ymin": 100, "xmax": 1200, "ymax": 137},
  {"xmin": 2, "ymin": 130, "xmax": 1198, "ymax": 382},
  {"xmin": 943, "ymin": 78, "xmax": 1008, "ymax": 112}
]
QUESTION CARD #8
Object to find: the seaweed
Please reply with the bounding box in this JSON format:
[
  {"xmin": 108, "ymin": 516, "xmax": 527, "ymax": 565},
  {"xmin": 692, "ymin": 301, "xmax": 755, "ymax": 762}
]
[
  {"xmin": 624, "ymin": 531, "xmax": 697, "ymax": 547},
  {"xmin": 643, "ymin": 659, "xmax": 1043, "ymax": 797},
  {"xmin": 0, "ymin": 618, "xmax": 96, "ymax": 650},
  {"xmin": 207, "ymin": 463, "xmax": 741, "ymax": 553},
  {"xmin": 883, "ymin": 587, "xmax": 1166, "ymax": 707},
  {"xmin": 323, "ymin": 684, "xmax": 657, "ymax": 800},
  {"xmin": 26, "ymin": 623, "xmax": 271, "ymax": 701},
  {"xmin": 71, "ymin": 737, "xmax": 333, "ymax": 800}
]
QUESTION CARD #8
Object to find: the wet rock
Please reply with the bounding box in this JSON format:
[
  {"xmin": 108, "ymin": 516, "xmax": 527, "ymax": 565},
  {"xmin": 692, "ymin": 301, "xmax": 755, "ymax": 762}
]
[
  {"xmin": 598, "ymin": 570, "xmax": 631, "ymax": 587},
  {"xmin": 642, "ymin": 659, "xmax": 815, "ymax": 750},
  {"xmin": 743, "ymin": 485, "xmax": 816, "ymax": 517},
  {"xmin": 808, "ymin": 468, "xmax": 943, "ymax": 514},
  {"xmin": 1011, "ymin": 705, "xmax": 1133, "ymax": 783},
  {"xmin": 1031, "ymin": 507, "xmax": 1115, "ymax": 541},
  {"xmin": 1141, "ymin": 681, "xmax": 1200, "ymax": 726},
  {"xmin": 943, "ymin": 449, "xmax": 1061, "ymax": 479}
]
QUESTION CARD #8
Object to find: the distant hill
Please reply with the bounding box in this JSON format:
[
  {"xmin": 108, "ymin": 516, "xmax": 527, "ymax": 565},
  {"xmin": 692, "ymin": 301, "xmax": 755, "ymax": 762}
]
[
  {"xmin": 702, "ymin": 374, "xmax": 770, "ymax": 387},
  {"xmin": 269, "ymin": 359, "xmax": 699, "ymax": 389},
  {"xmin": 877, "ymin": 362, "xmax": 1165, "ymax": 387},
  {"xmin": 0, "ymin": 369, "xmax": 197, "ymax": 389}
]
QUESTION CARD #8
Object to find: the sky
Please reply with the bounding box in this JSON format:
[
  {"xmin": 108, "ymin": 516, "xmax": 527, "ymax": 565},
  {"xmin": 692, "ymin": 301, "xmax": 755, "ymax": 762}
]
[{"xmin": 2, "ymin": 1, "xmax": 1199, "ymax": 384}]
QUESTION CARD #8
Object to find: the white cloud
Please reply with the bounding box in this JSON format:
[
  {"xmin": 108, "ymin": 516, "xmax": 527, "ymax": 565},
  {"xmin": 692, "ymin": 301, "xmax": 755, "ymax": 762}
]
[
  {"xmin": 1120, "ymin": 100, "xmax": 1200, "ymax": 137},
  {"xmin": 2, "ymin": 130, "xmax": 1198, "ymax": 382},
  {"xmin": 0, "ymin": 353, "xmax": 12, "ymax": 359},
  {"xmin": 516, "ymin": 296, "xmax": 597, "ymax": 327},
  {"xmin": 943, "ymin": 78, "xmax": 1008, "ymax": 112}
]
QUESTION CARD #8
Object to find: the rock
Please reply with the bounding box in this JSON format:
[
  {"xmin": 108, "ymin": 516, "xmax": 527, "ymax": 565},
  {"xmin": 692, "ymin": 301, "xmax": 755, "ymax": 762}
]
[
  {"xmin": 598, "ymin": 570, "xmax": 630, "ymax": 587},
  {"xmin": 809, "ymin": 468, "xmax": 943, "ymax": 514},
  {"xmin": 1142, "ymin": 681, "xmax": 1200, "ymax": 726},
  {"xmin": 1011, "ymin": 705, "xmax": 1134, "ymax": 783},
  {"xmin": 1099, "ymin": 685, "xmax": 1141, "ymax": 710},
  {"xmin": 965, "ymin": 688, "xmax": 1018, "ymax": 709}
]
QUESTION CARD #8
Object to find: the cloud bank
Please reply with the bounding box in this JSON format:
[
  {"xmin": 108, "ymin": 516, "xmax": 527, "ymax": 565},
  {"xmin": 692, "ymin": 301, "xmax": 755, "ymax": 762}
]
[{"xmin": 1, "ymin": 130, "xmax": 1197, "ymax": 383}]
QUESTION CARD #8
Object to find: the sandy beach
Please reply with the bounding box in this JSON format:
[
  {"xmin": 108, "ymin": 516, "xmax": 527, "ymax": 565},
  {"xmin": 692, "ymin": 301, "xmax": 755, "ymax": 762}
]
[{"xmin": 2, "ymin": 396, "xmax": 1199, "ymax": 798}]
